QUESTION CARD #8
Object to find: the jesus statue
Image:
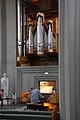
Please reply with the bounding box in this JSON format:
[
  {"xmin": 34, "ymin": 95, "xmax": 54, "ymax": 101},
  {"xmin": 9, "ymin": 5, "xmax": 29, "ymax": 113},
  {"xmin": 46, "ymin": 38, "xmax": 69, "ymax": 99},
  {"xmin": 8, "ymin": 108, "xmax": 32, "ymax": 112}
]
[{"xmin": 1, "ymin": 73, "xmax": 9, "ymax": 98}]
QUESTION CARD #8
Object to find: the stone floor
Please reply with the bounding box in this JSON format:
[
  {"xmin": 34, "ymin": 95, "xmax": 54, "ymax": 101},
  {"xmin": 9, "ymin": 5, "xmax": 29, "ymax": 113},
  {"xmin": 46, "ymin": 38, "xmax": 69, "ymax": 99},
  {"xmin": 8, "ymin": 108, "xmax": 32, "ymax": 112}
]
[{"xmin": 0, "ymin": 103, "xmax": 27, "ymax": 111}]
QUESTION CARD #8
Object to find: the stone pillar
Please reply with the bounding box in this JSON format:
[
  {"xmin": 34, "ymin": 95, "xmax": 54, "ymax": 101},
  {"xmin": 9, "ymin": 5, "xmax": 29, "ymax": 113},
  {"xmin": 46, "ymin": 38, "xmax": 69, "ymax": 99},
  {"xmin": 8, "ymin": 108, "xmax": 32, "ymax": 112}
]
[
  {"xmin": 0, "ymin": 0, "xmax": 7, "ymax": 76},
  {"xmin": 59, "ymin": 0, "xmax": 80, "ymax": 120},
  {"xmin": 0, "ymin": 0, "xmax": 16, "ymax": 94},
  {"xmin": 5, "ymin": 0, "xmax": 16, "ymax": 96},
  {"xmin": 0, "ymin": 0, "xmax": 1, "ymax": 77}
]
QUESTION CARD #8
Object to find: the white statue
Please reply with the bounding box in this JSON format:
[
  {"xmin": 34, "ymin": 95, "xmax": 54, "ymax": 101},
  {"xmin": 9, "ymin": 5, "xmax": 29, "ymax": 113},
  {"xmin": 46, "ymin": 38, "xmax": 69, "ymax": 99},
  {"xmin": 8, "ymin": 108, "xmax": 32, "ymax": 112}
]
[{"xmin": 1, "ymin": 73, "xmax": 9, "ymax": 98}]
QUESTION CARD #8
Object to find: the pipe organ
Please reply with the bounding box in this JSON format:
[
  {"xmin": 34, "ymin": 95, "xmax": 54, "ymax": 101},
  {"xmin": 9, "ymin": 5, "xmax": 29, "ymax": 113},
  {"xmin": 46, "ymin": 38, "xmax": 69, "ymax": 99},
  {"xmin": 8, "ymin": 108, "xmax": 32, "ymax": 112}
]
[{"xmin": 17, "ymin": 0, "xmax": 58, "ymax": 66}]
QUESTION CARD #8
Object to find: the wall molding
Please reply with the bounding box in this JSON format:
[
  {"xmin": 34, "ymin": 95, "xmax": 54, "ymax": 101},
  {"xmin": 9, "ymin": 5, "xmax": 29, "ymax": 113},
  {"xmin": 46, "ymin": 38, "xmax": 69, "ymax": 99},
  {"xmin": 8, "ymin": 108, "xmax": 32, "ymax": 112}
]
[{"xmin": 16, "ymin": 65, "xmax": 59, "ymax": 96}]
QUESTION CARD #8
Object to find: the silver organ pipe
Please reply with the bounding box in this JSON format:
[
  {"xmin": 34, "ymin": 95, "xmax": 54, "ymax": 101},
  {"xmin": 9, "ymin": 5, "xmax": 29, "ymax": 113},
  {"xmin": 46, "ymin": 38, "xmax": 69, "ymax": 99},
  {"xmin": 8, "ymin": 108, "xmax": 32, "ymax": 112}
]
[
  {"xmin": 34, "ymin": 32, "xmax": 37, "ymax": 50},
  {"xmin": 26, "ymin": 38, "xmax": 29, "ymax": 51},
  {"xmin": 22, "ymin": 5, "xmax": 26, "ymax": 56},
  {"xmin": 48, "ymin": 20, "xmax": 53, "ymax": 52},
  {"xmin": 53, "ymin": 34, "xmax": 56, "ymax": 50},
  {"xmin": 28, "ymin": 23, "xmax": 33, "ymax": 53},
  {"xmin": 17, "ymin": 0, "xmax": 22, "ymax": 56},
  {"xmin": 37, "ymin": 13, "xmax": 44, "ymax": 55},
  {"xmin": 24, "ymin": 9, "xmax": 26, "ymax": 56},
  {"xmin": 43, "ymin": 27, "xmax": 48, "ymax": 49}
]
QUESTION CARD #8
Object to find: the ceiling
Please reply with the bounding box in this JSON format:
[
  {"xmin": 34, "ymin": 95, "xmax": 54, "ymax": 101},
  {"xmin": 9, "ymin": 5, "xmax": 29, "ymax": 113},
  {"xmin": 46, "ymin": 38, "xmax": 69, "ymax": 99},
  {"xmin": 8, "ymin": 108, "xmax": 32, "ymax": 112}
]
[{"xmin": 20, "ymin": 0, "xmax": 58, "ymax": 13}]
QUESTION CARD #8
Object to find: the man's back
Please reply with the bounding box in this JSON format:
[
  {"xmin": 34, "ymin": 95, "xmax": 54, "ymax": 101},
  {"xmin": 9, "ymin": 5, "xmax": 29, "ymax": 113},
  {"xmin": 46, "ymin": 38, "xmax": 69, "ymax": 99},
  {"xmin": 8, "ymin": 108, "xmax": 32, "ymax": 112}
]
[{"xmin": 31, "ymin": 88, "xmax": 43, "ymax": 104}]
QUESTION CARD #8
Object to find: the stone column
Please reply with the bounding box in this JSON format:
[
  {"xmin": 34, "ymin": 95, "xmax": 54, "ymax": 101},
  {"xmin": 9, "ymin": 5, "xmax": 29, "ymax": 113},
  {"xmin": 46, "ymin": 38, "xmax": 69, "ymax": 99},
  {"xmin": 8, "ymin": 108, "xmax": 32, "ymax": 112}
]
[
  {"xmin": 17, "ymin": 0, "xmax": 22, "ymax": 57},
  {"xmin": 0, "ymin": 0, "xmax": 1, "ymax": 77},
  {"xmin": 0, "ymin": 0, "xmax": 7, "ymax": 77},
  {"xmin": 5, "ymin": 0, "xmax": 16, "ymax": 96},
  {"xmin": 59, "ymin": 0, "xmax": 80, "ymax": 120}
]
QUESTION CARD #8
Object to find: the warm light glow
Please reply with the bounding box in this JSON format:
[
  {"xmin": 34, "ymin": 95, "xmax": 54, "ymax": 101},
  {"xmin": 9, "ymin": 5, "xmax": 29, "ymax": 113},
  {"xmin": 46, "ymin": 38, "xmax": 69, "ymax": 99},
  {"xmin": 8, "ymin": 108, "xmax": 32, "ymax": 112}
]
[
  {"xmin": 43, "ymin": 103, "xmax": 54, "ymax": 109},
  {"xmin": 40, "ymin": 86, "xmax": 53, "ymax": 93},
  {"xmin": 40, "ymin": 81, "xmax": 56, "ymax": 93}
]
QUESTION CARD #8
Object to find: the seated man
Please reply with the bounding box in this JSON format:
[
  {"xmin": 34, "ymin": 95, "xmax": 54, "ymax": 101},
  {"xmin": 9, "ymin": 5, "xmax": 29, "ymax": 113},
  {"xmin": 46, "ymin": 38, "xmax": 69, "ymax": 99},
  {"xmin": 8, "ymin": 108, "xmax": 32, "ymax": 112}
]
[{"xmin": 31, "ymin": 87, "xmax": 44, "ymax": 104}]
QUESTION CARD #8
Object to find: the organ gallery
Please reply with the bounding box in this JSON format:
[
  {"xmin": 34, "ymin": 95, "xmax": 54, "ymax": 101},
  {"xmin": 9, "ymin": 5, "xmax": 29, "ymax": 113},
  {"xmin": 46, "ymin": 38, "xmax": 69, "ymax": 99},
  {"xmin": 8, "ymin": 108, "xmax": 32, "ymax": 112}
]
[{"xmin": 16, "ymin": 0, "xmax": 58, "ymax": 66}]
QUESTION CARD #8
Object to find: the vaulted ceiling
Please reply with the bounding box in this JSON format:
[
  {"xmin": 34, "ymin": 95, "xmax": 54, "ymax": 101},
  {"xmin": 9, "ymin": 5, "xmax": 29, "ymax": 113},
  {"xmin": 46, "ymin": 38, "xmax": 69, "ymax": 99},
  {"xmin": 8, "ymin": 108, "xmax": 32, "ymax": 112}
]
[{"xmin": 20, "ymin": 0, "xmax": 58, "ymax": 13}]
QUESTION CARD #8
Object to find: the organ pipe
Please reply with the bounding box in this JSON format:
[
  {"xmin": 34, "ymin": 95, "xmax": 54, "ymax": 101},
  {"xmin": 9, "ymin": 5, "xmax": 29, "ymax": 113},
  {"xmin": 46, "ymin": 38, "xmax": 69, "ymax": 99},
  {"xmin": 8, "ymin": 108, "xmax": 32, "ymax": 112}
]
[
  {"xmin": 17, "ymin": 0, "xmax": 22, "ymax": 56},
  {"xmin": 48, "ymin": 20, "xmax": 53, "ymax": 52},
  {"xmin": 22, "ymin": 3, "xmax": 26, "ymax": 56},
  {"xmin": 37, "ymin": 12, "xmax": 44, "ymax": 55},
  {"xmin": 28, "ymin": 23, "xmax": 33, "ymax": 53}
]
